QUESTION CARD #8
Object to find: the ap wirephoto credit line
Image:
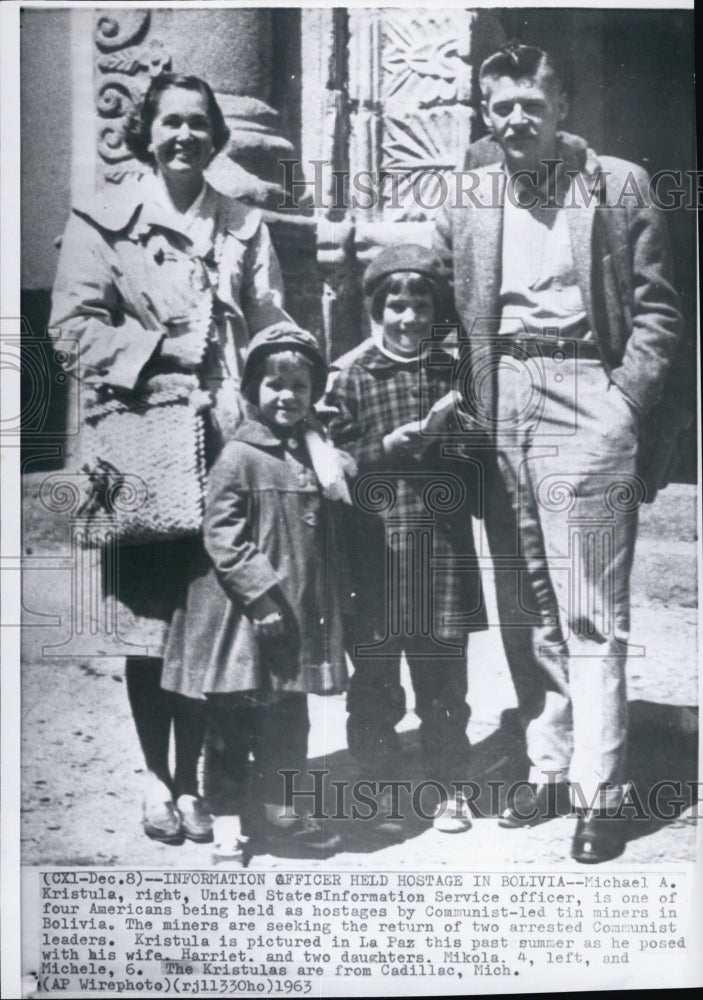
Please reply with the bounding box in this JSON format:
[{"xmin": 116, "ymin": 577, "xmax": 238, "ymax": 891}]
[{"xmin": 1, "ymin": 1, "xmax": 700, "ymax": 997}]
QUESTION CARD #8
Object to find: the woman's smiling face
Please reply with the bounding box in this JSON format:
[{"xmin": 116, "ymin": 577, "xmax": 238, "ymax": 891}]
[{"xmin": 148, "ymin": 86, "xmax": 215, "ymax": 181}]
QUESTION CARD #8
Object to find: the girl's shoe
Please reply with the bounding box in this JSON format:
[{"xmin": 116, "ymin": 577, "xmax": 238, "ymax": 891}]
[
  {"xmin": 375, "ymin": 786, "xmax": 406, "ymax": 839},
  {"xmin": 261, "ymin": 808, "xmax": 342, "ymax": 853},
  {"xmin": 432, "ymin": 794, "xmax": 473, "ymax": 834},
  {"xmin": 176, "ymin": 794, "xmax": 214, "ymax": 843},
  {"xmin": 212, "ymin": 815, "xmax": 250, "ymax": 864}
]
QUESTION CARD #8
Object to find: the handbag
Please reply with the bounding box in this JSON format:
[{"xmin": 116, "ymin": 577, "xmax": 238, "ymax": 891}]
[{"xmin": 77, "ymin": 374, "xmax": 209, "ymax": 545}]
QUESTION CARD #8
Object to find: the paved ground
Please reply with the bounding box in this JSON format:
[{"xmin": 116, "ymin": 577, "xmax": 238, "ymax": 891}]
[{"xmin": 18, "ymin": 482, "xmax": 699, "ymax": 869}]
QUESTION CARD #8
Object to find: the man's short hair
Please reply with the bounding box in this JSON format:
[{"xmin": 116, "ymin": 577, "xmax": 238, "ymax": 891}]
[{"xmin": 479, "ymin": 42, "xmax": 565, "ymax": 96}]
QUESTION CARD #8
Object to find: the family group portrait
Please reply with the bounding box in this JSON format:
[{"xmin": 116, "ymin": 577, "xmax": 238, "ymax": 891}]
[{"xmin": 14, "ymin": 3, "xmax": 698, "ymax": 874}]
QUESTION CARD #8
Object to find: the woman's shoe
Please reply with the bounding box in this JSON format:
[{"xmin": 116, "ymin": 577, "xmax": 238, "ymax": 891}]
[
  {"xmin": 177, "ymin": 794, "xmax": 214, "ymax": 843},
  {"xmin": 142, "ymin": 776, "xmax": 182, "ymax": 843}
]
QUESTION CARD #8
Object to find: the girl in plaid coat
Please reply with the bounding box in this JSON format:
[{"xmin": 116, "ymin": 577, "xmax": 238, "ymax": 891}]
[{"xmin": 326, "ymin": 245, "xmax": 487, "ymax": 833}]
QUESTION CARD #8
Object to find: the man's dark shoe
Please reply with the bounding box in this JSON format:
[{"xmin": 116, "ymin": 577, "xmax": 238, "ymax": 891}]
[
  {"xmin": 571, "ymin": 812, "xmax": 627, "ymax": 864},
  {"xmin": 499, "ymin": 782, "xmax": 571, "ymax": 828}
]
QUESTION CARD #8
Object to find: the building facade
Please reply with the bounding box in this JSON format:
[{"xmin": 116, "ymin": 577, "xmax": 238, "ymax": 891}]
[{"xmin": 20, "ymin": 6, "xmax": 696, "ymax": 477}]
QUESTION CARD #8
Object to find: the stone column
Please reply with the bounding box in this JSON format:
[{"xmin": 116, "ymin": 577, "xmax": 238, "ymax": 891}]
[
  {"xmin": 162, "ymin": 8, "xmax": 320, "ymax": 331},
  {"xmin": 165, "ymin": 8, "xmax": 296, "ymax": 209}
]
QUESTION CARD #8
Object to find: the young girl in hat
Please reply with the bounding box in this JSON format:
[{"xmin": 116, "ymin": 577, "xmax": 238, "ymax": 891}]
[
  {"xmin": 326, "ymin": 244, "xmax": 487, "ymax": 835},
  {"xmin": 163, "ymin": 325, "xmax": 349, "ymax": 858}
]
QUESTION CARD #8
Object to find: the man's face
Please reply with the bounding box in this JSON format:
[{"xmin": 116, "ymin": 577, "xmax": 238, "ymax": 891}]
[{"xmin": 481, "ymin": 68, "xmax": 568, "ymax": 175}]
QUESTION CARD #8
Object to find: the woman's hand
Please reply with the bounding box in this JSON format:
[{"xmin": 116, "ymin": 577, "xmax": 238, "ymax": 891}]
[
  {"xmin": 158, "ymin": 321, "xmax": 206, "ymax": 371},
  {"xmin": 249, "ymin": 592, "xmax": 285, "ymax": 638},
  {"xmin": 383, "ymin": 420, "xmax": 426, "ymax": 459}
]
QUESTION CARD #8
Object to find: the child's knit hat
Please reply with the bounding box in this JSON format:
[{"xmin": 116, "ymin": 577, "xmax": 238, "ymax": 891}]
[
  {"xmin": 241, "ymin": 323, "xmax": 328, "ymax": 402},
  {"xmin": 362, "ymin": 244, "xmax": 445, "ymax": 298}
]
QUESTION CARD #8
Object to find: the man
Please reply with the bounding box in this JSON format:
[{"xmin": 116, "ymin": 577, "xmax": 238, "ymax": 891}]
[{"xmin": 433, "ymin": 43, "xmax": 683, "ymax": 862}]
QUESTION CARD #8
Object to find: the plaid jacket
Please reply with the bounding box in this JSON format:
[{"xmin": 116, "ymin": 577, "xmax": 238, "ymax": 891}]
[{"xmin": 326, "ymin": 339, "xmax": 487, "ymax": 647}]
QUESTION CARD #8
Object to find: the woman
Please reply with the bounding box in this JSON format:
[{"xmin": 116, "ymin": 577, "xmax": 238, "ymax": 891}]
[{"xmin": 50, "ymin": 74, "xmax": 295, "ymax": 844}]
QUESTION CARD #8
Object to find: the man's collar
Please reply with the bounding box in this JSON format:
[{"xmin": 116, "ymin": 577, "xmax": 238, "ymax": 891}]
[
  {"xmin": 495, "ymin": 130, "xmax": 588, "ymax": 173},
  {"xmin": 504, "ymin": 132, "xmax": 603, "ymax": 207}
]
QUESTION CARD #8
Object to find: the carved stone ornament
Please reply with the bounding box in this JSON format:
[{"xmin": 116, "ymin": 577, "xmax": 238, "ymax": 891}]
[
  {"xmin": 94, "ymin": 10, "xmax": 150, "ymax": 51},
  {"xmin": 347, "ymin": 8, "xmax": 503, "ymax": 222},
  {"xmin": 97, "ymin": 39, "xmax": 171, "ymax": 78},
  {"xmin": 94, "ymin": 10, "xmax": 171, "ymax": 183},
  {"xmin": 382, "ymin": 12, "xmax": 473, "ymax": 109}
]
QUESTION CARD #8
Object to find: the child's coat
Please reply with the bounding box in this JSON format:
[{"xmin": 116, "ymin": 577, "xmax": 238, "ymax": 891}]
[
  {"xmin": 326, "ymin": 339, "xmax": 487, "ymax": 649},
  {"xmin": 163, "ymin": 418, "xmax": 348, "ymax": 698}
]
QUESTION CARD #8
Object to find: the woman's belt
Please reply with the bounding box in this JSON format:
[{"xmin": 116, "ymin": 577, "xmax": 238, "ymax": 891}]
[{"xmin": 496, "ymin": 336, "xmax": 601, "ymax": 360}]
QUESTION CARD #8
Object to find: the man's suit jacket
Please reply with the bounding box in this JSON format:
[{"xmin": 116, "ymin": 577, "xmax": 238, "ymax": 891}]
[{"xmin": 432, "ymin": 137, "xmax": 683, "ymax": 439}]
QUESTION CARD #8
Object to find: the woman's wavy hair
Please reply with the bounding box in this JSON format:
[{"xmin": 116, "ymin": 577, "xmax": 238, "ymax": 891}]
[{"xmin": 123, "ymin": 74, "xmax": 230, "ymax": 166}]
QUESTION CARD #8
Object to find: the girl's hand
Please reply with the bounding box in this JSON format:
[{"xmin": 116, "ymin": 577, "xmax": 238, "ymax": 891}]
[
  {"xmin": 337, "ymin": 448, "xmax": 358, "ymax": 478},
  {"xmin": 383, "ymin": 420, "xmax": 426, "ymax": 459},
  {"xmin": 252, "ymin": 612, "xmax": 285, "ymax": 638},
  {"xmin": 249, "ymin": 593, "xmax": 285, "ymax": 638}
]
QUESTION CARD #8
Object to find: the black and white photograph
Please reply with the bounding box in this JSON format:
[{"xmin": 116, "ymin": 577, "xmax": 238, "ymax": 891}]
[{"xmin": 1, "ymin": 1, "xmax": 700, "ymax": 995}]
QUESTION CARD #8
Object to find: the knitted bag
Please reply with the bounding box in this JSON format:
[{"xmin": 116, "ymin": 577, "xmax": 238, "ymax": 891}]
[{"xmin": 77, "ymin": 375, "xmax": 208, "ymax": 546}]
